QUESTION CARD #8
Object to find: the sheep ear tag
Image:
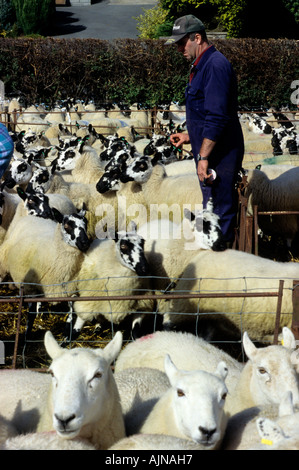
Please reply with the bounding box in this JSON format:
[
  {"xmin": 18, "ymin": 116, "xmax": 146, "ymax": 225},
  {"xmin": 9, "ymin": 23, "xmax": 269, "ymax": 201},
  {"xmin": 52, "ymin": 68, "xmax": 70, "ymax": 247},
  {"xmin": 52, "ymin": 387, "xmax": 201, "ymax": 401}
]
[{"xmin": 44, "ymin": 331, "xmax": 64, "ymax": 360}]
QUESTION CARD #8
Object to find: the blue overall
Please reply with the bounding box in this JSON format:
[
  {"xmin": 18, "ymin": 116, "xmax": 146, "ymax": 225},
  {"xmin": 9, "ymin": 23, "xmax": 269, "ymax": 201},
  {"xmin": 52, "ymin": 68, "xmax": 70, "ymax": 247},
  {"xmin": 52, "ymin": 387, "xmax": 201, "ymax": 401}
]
[
  {"xmin": 185, "ymin": 45, "xmax": 244, "ymax": 242},
  {"xmin": 0, "ymin": 123, "xmax": 14, "ymax": 179}
]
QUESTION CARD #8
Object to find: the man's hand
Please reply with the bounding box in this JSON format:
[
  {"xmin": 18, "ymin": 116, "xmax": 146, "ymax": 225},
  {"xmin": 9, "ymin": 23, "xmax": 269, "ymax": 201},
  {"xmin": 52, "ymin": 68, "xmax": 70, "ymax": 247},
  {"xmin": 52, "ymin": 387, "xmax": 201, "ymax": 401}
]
[
  {"xmin": 169, "ymin": 132, "xmax": 190, "ymax": 148},
  {"xmin": 197, "ymin": 159, "xmax": 210, "ymax": 183}
]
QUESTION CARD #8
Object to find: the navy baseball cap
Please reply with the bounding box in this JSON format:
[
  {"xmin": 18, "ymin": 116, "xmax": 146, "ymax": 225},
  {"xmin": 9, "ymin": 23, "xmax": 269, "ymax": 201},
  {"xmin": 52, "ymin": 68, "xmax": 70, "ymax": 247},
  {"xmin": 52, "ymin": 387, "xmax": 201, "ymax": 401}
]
[{"xmin": 163, "ymin": 15, "xmax": 205, "ymax": 45}]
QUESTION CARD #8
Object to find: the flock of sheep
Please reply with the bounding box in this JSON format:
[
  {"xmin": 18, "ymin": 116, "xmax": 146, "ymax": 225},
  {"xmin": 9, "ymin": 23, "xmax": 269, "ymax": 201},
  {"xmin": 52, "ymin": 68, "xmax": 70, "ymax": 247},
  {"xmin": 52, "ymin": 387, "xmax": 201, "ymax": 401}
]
[
  {"xmin": 0, "ymin": 97, "xmax": 299, "ymax": 450},
  {"xmin": 1, "ymin": 328, "xmax": 299, "ymax": 450}
]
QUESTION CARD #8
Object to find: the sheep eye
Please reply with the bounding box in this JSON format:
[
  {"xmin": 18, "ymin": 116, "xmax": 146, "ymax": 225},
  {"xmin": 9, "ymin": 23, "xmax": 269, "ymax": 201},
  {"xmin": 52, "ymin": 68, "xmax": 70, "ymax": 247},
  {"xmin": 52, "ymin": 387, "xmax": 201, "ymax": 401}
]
[
  {"xmin": 177, "ymin": 389, "xmax": 185, "ymax": 397},
  {"xmin": 120, "ymin": 242, "xmax": 129, "ymax": 251},
  {"xmin": 258, "ymin": 367, "xmax": 267, "ymax": 374},
  {"xmin": 222, "ymin": 392, "xmax": 227, "ymax": 401},
  {"xmin": 93, "ymin": 372, "xmax": 102, "ymax": 379}
]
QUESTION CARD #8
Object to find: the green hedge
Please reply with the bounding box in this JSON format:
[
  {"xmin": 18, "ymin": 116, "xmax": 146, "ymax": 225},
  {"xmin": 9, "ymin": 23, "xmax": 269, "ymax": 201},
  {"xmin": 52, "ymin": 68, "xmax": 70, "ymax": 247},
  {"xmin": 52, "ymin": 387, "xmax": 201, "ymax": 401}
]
[
  {"xmin": 0, "ymin": 37, "xmax": 298, "ymax": 109},
  {"xmin": 12, "ymin": 0, "xmax": 55, "ymax": 36}
]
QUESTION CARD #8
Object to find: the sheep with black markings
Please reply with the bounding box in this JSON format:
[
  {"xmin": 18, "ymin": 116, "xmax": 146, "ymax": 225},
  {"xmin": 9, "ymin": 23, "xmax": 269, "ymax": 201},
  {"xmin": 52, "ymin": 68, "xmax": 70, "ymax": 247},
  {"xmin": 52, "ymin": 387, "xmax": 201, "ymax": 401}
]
[
  {"xmin": 69, "ymin": 230, "xmax": 153, "ymax": 341},
  {"xmin": 122, "ymin": 156, "xmax": 203, "ymax": 215},
  {"xmin": 136, "ymin": 198, "xmax": 226, "ymax": 293},
  {"xmin": 0, "ymin": 203, "xmax": 91, "ymax": 299}
]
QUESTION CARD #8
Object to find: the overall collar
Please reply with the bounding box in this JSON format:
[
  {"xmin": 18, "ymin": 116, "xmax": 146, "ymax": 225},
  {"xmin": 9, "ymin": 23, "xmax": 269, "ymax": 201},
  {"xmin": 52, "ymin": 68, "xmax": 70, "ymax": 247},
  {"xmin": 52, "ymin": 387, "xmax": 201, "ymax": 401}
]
[{"xmin": 189, "ymin": 45, "xmax": 215, "ymax": 82}]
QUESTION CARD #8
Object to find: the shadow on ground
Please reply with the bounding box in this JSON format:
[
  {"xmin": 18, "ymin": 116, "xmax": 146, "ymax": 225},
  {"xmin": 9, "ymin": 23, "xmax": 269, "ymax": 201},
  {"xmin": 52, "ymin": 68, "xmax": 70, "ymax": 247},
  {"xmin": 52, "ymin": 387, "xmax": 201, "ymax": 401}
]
[{"xmin": 49, "ymin": 9, "xmax": 86, "ymax": 36}]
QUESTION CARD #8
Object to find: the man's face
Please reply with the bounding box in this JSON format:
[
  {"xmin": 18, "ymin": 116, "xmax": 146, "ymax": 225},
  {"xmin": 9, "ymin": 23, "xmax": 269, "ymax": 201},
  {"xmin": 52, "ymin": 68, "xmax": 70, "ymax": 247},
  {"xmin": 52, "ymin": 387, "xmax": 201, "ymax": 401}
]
[{"xmin": 176, "ymin": 35, "xmax": 198, "ymax": 61}]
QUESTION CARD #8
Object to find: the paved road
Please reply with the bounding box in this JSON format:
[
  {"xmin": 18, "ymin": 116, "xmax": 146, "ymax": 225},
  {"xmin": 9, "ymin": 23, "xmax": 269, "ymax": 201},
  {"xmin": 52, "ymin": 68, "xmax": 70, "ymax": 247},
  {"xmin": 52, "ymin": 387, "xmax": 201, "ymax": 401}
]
[{"xmin": 50, "ymin": 0, "xmax": 157, "ymax": 40}]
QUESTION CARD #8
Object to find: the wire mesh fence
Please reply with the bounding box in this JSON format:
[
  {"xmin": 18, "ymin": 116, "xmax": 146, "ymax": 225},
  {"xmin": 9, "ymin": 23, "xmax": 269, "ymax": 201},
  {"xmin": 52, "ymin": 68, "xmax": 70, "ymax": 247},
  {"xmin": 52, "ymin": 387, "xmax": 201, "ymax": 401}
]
[{"xmin": 0, "ymin": 275, "xmax": 296, "ymax": 370}]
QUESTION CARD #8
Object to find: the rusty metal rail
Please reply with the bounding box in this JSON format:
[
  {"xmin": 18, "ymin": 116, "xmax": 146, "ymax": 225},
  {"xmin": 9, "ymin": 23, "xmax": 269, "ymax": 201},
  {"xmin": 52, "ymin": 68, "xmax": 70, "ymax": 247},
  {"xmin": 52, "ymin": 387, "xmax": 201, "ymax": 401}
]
[{"xmin": 0, "ymin": 279, "xmax": 289, "ymax": 368}]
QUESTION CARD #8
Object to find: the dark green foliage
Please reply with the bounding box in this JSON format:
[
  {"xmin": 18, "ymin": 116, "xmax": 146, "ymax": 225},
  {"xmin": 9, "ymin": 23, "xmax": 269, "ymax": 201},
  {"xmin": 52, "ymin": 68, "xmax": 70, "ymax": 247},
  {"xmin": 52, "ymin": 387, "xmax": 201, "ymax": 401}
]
[
  {"xmin": 0, "ymin": 37, "xmax": 298, "ymax": 109},
  {"xmin": 0, "ymin": 0, "xmax": 16, "ymax": 30},
  {"xmin": 12, "ymin": 0, "xmax": 55, "ymax": 36},
  {"xmin": 241, "ymin": 0, "xmax": 299, "ymax": 39}
]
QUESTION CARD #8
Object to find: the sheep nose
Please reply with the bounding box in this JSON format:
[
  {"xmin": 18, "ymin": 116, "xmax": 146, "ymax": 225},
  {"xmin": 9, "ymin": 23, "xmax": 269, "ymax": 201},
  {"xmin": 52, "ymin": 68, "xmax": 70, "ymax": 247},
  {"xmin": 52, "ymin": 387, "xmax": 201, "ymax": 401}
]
[
  {"xmin": 55, "ymin": 413, "xmax": 76, "ymax": 430},
  {"xmin": 199, "ymin": 426, "xmax": 216, "ymax": 440}
]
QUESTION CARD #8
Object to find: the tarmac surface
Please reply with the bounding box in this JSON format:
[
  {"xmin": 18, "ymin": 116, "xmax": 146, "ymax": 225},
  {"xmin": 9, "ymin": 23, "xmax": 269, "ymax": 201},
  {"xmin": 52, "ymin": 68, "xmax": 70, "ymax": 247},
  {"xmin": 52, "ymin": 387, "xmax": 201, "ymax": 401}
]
[{"xmin": 50, "ymin": 0, "xmax": 157, "ymax": 40}]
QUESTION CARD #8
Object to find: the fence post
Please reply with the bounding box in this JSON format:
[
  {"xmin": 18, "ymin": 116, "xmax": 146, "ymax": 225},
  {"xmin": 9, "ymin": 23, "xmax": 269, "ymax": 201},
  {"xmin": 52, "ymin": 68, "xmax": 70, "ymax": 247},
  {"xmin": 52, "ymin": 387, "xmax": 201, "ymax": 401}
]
[
  {"xmin": 273, "ymin": 279, "xmax": 284, "ymax": 344},
  {"xmin": 292, "ymin": 280, "xmax": 299, "ymax": 340},
  {"xmin": 12, "ymin": 284, "xmax": 25, "ymax": 369}
]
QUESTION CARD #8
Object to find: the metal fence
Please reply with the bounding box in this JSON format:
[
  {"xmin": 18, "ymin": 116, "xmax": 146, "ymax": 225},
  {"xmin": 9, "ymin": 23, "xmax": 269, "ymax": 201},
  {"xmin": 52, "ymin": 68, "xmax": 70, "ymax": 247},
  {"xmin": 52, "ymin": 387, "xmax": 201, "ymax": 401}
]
[{"xmin": 1, "ymin": 276, "xmax": 299, "ymax": 370}]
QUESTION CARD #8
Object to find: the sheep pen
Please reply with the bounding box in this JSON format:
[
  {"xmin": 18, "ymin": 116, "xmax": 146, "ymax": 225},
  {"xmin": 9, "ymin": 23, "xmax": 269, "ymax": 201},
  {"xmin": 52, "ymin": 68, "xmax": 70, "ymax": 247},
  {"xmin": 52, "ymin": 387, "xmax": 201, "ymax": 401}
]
[{"xmin": 1, "ymin": 100, "xmax": 299, "ymax": 371}]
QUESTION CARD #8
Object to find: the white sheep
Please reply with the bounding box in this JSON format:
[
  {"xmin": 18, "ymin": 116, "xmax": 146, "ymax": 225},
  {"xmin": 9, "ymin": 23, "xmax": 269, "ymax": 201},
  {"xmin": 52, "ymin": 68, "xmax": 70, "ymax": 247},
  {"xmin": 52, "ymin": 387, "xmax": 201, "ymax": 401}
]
[
  {"xmin": 126, "ymin": 354, "xmax": 229, "ymax": 449},
  {"xmin": 114, "ymin": 330, "xmax": 243, "ymax": 392},
  {"xmin": 70, "ymin": 231, "xmax": 153, "ymax": 341},
  {"xmin": 221, "ymin": 390, "xmax": 296, "ymax": 450},
  {"xmin": 0, "ymin": 415, "xmax": 18, "ymax": 446},
  {"xmin": 1, "ymin": 431, "xmax": 96, "ymax": 450},
  {"xmin": 0, "ymin": 186, "xmax": 20, "ymax": 244},
  {"xmin": 114, "ymin": 366, "xmax": 170, "ymax": 419},
  {"xmin": 0, "ymin": 369, "xmax": 51, "ymax": 434},
  {"xmin": 252, "ymin": 163, "xmax": 297, "ymax": 179},
  {"xmin": 245, "ymin": 166, "xmax": 299, "ymax": 248},
  {"xmin": 109, "ymin": 433, "xmax": 207, "ymax": 450},
  {"xmin": 161, "ymin": 247, "xmax": 299, "ymax": 341},
  {"xmin": 37, "ymin": 331, "xmax": 126, "ymax": 449},
  {"xmin": 114, "ymin": 328, "xmax": 299, "ymax": 417},
  {"xmin": 253, "ymin": 412, "xmax": 299, "ymax": 450},
  {"xmin": 44, "ymin": 123, "xmax": 72, "ymax": 144}
]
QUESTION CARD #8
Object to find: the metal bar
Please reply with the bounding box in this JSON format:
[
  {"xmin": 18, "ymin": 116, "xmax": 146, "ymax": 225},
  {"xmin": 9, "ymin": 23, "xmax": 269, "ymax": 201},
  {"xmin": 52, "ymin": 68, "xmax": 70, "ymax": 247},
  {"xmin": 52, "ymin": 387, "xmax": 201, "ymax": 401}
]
[
  {"xmin": 258, "ymin": 211, "xmax": 299, "ymax": 215},
  {"xmin": 0, "ymin": 291, "xmax": 283, "ymax": 304},
  {"xmin": 12, "ymin": 285, "xmax": 24, "ymax": 369},
  {"xmin": 253, "ymin": 205, "xmax": 259, "ymax": 255},
  {"xmin": 292, "ymin": 280, "xmax": 299, "ymax": 340},
  {"xmin": 273, "ymin": 280, "xmax": 284, "ymax": 345}
]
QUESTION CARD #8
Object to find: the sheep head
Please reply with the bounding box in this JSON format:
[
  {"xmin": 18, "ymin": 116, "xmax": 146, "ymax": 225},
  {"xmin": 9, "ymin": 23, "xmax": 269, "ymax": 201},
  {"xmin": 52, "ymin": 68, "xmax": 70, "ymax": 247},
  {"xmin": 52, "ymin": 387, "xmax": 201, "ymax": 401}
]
[{"xmin": 44, "ymin": 330, "xmax": 123, "ymax": 440}]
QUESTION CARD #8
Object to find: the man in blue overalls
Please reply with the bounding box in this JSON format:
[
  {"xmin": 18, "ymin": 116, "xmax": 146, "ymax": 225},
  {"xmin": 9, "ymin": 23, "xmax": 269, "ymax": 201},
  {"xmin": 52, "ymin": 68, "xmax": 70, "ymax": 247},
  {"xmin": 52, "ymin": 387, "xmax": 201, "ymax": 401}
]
[{"xmin": 166, "ymin": 15, "xmax": 244, "ymax": 246}]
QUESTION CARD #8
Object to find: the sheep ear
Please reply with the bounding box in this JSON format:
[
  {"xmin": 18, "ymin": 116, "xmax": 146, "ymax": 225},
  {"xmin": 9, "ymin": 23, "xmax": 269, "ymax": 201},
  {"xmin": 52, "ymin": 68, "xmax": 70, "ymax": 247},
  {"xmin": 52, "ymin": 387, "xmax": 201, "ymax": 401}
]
[
  {"xmin": 127, "ymin": 220, "xmax": 137, "ymax": 233},
  {"xmin": 215, "ymin": 361, "xmax": 228, "ymax": 381},
  {"xmin": 256, "ymin": 417, "xmax": 286, "ymax": 444},
  {"xmin": 183, "ymin": 207, "xmax": 195, "ymax": 221},
  {"xmin": 164, "ymin": 354, "xmax": 179, "ymax": 386},
  {"xmin": 282, "ymin": 327, "xmax": 297, "ymax": 350},
  {"xmin": 242, "ymin": 331, "xmax": 257, "ymax": 360},
  {"xmin": 16, "ymin": 187, "xmax": 27, "ymax": 201},
  {"xmin": 52, "ymin": 207, "xmax": 64, "ymax": 224},
  {"xmin": 44, "ymin": 331, "xmax": 64, "ymax": 360},
  {"xmin": 279, "ymin": 391, "xmax": 294, "ymax": 417},
  {"xmin": 100, "ymin": 331, "xmax": 123, "ymax": 365}
]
